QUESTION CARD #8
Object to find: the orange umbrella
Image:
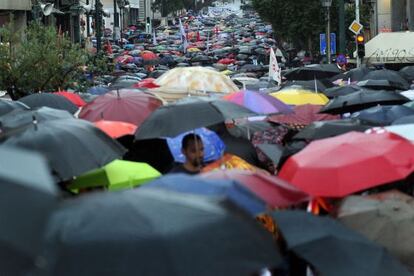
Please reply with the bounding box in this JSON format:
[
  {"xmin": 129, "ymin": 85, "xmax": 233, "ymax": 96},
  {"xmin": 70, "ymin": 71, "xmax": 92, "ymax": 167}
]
[
  {"xmin": 53, "ymin": 91, "xmax": 86, "ymax": 107},
  {"xmin": 94, "ymin": 120, "xmax": 137, "ymax": 139},
  {"xmin": 202, "ymin": 154, "xmax": 259, "ymax": 173}
]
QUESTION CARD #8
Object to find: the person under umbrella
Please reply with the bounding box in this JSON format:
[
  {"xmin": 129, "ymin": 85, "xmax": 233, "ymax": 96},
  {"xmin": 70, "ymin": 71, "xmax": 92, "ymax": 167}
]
[{"xmin": 169, "ymin": 133, "xmax": 205, "ymax": 175}]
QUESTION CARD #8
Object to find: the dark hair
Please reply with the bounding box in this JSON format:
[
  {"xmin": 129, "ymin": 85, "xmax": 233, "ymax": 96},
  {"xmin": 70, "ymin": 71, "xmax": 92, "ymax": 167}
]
[{"xmin": 182, "ymin": 133, "xmax": 202, "ymax": 150}]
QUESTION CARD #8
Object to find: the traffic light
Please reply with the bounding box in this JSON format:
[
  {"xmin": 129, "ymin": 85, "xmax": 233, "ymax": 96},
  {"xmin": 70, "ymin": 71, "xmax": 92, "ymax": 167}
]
[
  {"xmin": 356, "ymin": 34, "xmax": 365, "ymax": 58},
  {"xmin": 146, "ymin": 17, "xmax": 151, "ymax": 26}
]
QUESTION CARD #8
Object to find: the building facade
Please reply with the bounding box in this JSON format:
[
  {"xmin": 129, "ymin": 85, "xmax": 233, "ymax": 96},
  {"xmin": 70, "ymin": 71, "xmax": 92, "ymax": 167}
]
[
  {"xmin": 0, "ymin": 0, "xmax": 31, "ymax": 31},
  {"xmin": 374, "ymin": 0, "xmax": 414, "ymax": 34}
]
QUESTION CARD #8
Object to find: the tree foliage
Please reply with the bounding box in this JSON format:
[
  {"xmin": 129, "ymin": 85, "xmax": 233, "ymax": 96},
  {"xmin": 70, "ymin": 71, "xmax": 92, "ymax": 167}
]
[
  {"xmin": 153, "ymin": 0, "xmax": 215, "ymax": 17},
  {"xmin": 0, "ymin": 23, "xmax": 88, "ymax": 99},
  {"xmin": 252, "ymin": 0, "xmax": 371, "ymax": 54}
]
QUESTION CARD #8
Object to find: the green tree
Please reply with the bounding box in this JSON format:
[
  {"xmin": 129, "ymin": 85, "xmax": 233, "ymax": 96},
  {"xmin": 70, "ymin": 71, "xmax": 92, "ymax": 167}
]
[
  {"xmin": 252, "ymin": 0, "xmax": 333, "ymax": 54},
  {"xmin": 0, "ymin": 22, "xmax": 88, "ymax": 99}
]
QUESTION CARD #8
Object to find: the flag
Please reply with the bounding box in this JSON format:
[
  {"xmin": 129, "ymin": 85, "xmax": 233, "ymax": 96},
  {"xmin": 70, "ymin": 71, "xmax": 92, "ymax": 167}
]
[
  {"xmin": 269, "ymin": 48, "xmax": 282, "ymax": 85},
  {"xmin": 179, "ymin": 18, "xmax": 188, "ymax": 53}
]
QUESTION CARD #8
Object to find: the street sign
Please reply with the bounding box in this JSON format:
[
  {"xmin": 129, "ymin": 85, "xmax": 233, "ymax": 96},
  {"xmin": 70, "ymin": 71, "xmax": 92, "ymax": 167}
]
[
  {"xmin": 349, "ymin": 20, "xmax": 363, "ymax": 34},
  {"xmin": 320, "ymin": 33, "xmax": 336, "ymax": 55}
]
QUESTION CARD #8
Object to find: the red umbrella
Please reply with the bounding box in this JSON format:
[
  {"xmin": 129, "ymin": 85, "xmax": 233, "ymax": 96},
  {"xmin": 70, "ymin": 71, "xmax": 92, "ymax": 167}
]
[
  {"xmin": 268, "ymin": 104, "xmax": 339, "ymax": 129},
  {"xmin": 94, "ymin": 120, "xmax": 137, "ymax": 139},
  {"xmin": 79, "ymin": 90, "xmax": 163, "ymax": 126},
  {"xmin": 201, "ymin": 169, "xmax": 309, "ymax": 208},
  {"xmin": 218, "ymin": 58, "xmax": 236, "ymax": 65},
  {"xmin": 279, "ymin": 131, "xmax": 414, "ymax": 198},
  {"xmin": 53, "ymin": 91, "xmax": 86, "ymax": 107},
  {"xmin": 132, "ymin": 78, "xmax": 159, "ymax": 89}
]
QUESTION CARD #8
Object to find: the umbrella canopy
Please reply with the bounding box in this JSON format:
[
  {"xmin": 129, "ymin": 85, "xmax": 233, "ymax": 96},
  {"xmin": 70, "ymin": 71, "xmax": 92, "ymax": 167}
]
[
  {"xmin": 201, "ymin": 169, "xmax": 309, "ymax": 208},
  {"xmin": 202, "ymin": 153, "xmax": 260, "ymax": 173},
  {"xmin": 42, "ymin": 188, "xmax": 281, "ymax": 275},
  {"xmin": 362, "ymin": 69, "xmax": 410, "ymax": 90},
  {"xmin": 154, "ymin": 66, "xmax": 239, "ymax": 93},
  {"xmin": 272, "ymin": 211, "xmax": 410, "ymax": 276},
  {"xmin": 282, "ymin": 80, "xmax": 328, "ymax": 93},
  {"xmin": 53, "ymin": 91, "xmax": 86, "ymax": 107},
  {"xmin": 87, "ymin": 86, "xmax": 110, "ymax": 95},
  {"xmin": 279, "ymin": 131, "xmax": 414, "ymax": 197},
  {"xmin": 142, "ymin": 174, "xmax": 266, "ymax": 215},
  {"xmin": 399, "ymin": 65, "xmax": 414, "ymax": 82},
  {"xmin": 0, "ymin": 146, "xmax": 58, "ymax": 274},
  {"xmin": 293, "ymin": 119, "xmax": 372, "ymax": 140},
  {"xmin": 357, "ymin": 79, "xmax": 407, "ymax": 91},
  {"xmin": 132, "ymin": 78, "xmax": 159, "ymax": 89},
  {"xmin": 0, "ymin": 107, "xmax": 74, "ymax": 132},
  {"xmin": 0, "ymin": 119, "xmax": 126, "ymax": 181},
  {"xmin": 135, "ymin": 100, "xmax": 258, "ymax": 140},
  {"xmin": 351, "ymin": 105, "xmax": 414, "ymax": 126},
  {"xmin": 338, "ymin": 196, "xmax": 414, "ymax": 272},
  {"xmin": 79, "ymin": 90, "xmax": 163, "ymax": 126},
  {"xmin": 323, "ymin": 85, "xmax": 361, "ymax": 98},
  {"xmin": 400, "ymin": 90, "xmax": 414, "ymax": 100},
  {"xmin": 223, "ymin": 90, "xmax": 293, "ymax": 114},
  {"xmin": 268, "ymin": 104, "xmax": 339, "ymax": 128},
  {"xmin": 0, "ymin": 99, "xmax": 29, "ymax": 117},
  {"xmin": 270, "ymin": 87, "xmax": 329, "ymax": 106},
  {"xmin": 19, "ymin": 93, "xmax": 78, "ymax": 114},
  {"xmin": 283, "ymin": 64, "xmax": 341, "ymax": 80},
  {"xmin": 320, "ymin": 90, "xmax": 410, "ymax": 114},
  {"xmin": 393, "ymin": 115, "xmax": 414, "ymax": 125},
  {"xmin": 140, "ymin": 50, "xmax": 159, "ymax": 65},
  {"xmin": 93, "ymin": 120, "xmax": 137, "ymax": 139},
  {"xmin": 68, "ymin": 159, "xmax": 160, "ymax": 191},
  {"xmin": 167, "ymin": 128, "xmax": 225, "ymax": 163},
  {"xmin": 332, "ymin": 66, "xmax": 370, "ymax": 82}
]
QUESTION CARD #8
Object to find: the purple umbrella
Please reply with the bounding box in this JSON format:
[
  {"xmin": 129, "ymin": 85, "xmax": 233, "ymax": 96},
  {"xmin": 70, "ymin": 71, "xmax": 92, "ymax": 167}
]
[{"xmin": 223, "ymin": 90, "xmax": 293, "ymax": 114}]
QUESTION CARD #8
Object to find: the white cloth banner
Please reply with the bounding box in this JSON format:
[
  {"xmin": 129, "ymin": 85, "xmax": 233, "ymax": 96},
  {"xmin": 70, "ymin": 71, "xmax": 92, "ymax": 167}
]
[{"xmin": 269, "ymin": 48, "xmax": 282, "ymax": 85}]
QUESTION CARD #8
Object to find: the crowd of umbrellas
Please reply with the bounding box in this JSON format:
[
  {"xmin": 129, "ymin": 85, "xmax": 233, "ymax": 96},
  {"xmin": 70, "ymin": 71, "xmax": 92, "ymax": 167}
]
[{"xmin": 3, "ymin": 8, "xmax": 414, "ymax": 276}]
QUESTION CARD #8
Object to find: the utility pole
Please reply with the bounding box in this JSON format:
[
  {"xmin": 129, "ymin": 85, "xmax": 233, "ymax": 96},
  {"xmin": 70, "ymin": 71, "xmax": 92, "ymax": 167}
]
[
  {"xmin": 338, "ymin": 0, "xmax": 345, "ymax": 54},
  {"xmin": 86, "ymin": 0, "xmax": 91, "ymax": 37},
  {"xmin": 113, "ymin": 0, "xmax": 119, "ymax": 42},
  {"xmin": 95, "ymin": 0, "xmax": 103, "ymax": 52},
  {"xmin": 356, "ymin": 0, "xmax": 361, "ymax": 67},
  {"xmin": 321, "ymin": 0, "xmax": 332, "ymax": 64}
]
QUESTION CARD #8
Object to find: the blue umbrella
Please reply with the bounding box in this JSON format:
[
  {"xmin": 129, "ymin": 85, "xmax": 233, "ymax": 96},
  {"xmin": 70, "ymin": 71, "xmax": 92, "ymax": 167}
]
[
  {"xmin": 166, "ymin": 128, "xmax": 225, "ymax": 163},
  {"xmin": 87, "ymin": 86, "xmax": 110, "ymax": 95},
  {"xmin": 142, "ymin": 174, "xmax": 266, "ymax": 215},
  {"xmin": 123, "ymin": 44, "xmax": 135, "ymax": 50}
]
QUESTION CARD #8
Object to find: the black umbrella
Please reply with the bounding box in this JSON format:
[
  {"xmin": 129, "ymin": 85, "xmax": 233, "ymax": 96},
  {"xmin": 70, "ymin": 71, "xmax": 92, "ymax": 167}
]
[
  {"xmin": 399, "ymin": 66, "xmax": 414, "ymax": 82},
  {"xmin": 362, "ymin": 69, "xmax": 410, "ymax": 90},
  {"xmin": 323, "ymin": 85, "xmax": 361, "ymax": 98},
  {"xmin": 0, "ymin": 119, "xmax": 126, "ymax": 181},
  {"xmin": 331, "ymin": 66, "xmax": 370, "ymax": 82},
  {"xmin": 0, "ymin": 99, "xmax": 29, "ymax": 116},
  {"xmin": 19, "ymin": 93, "xmax": 78, "ymax": 114},
  {"xmin": 320, "ymin": 90, "xmax": 410, "ymax": 114},
  {"xmin": 271, "ymin": 211, "xmax": 411, "ymax": 276},
  {"xmin": 240, "ymin": 64, "xmax": 263, "ymax": 73},
  {"xmin": 392, "ymin": 114, "xmax": 414, "ymax": 125},
  {"xmin": 0, "ymin": 107, "xmax": 74, "ymax": 132},
  {"xmin": 41, "ymin": 188, "xmax": 281, "ymax": 276},
  {"xmin": 283, "ymin": 80, "xmax": 327, "ymax": 93},
  {"xmin": 351, "ymin": 105, "xmax": 414, "ymax": 126},
  {"xmin": 0, "ymin": 146, "xmax": 58, "ymax": 275},
  {"xmin": 357, "ymin": 79, "xmax": 407, "ymax": 91},
  {"xmin": 236, "ymin": 54, "xmax": 249, "ymax": 60},
  {"xmin": 284, "ymin": 64, "xmax": 341, "ymax": 80},
  {"xmin": 191, "ymin": 55, "xmax": 211, "ymax": 63},
  {"xmin": 293, "ymin": 119, "xmax": 372, "ymax": 140},
  {"xmin": 135, "ymin": 100, "xmax": 258, "ymax": 140}
]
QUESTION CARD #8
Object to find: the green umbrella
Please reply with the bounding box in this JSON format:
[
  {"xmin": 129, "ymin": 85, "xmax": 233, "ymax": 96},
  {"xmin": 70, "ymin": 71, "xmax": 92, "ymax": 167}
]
[{"xmin": 69, "ymin": 160, "xmax": 161, "ymax": 191}]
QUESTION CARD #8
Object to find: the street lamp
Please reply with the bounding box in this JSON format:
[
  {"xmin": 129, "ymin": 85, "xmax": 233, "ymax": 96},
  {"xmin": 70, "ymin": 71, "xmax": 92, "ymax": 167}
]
[{"xmin": 321, "ymin": 0, "xmax": 332, "ymax": 64}]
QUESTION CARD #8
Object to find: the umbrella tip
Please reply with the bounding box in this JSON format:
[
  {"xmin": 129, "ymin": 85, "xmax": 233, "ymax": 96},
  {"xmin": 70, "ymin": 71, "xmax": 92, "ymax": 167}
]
[{"xmin": 117, "ymin": 89, "xmax": 120, "ymax": 99}]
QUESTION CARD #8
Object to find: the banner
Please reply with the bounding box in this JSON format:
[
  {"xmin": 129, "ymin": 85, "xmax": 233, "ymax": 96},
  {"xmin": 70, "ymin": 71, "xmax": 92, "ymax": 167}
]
[{"xmin": 269, "ymin": 48, "xmax": 282, "ymax": 85}]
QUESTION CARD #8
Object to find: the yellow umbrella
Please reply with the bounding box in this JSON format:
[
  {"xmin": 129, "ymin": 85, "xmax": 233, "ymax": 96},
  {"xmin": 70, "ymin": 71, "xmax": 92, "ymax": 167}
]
[
  {"xmin": 154, "ymin": 66, "xmax": 239, "ymax": 94},
  {"xmin": 187, "ymin": 48, "xmax": 201, "ymax": 52},
  {"xmin": 270, "ymin": 88, "xmax": 329, "ymax": 105},
  {"xmin": 221, "ymin": 70, "xmax": 234, "ymax": 75}
]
